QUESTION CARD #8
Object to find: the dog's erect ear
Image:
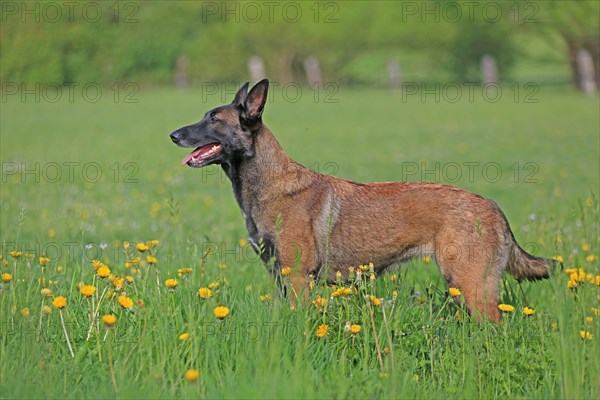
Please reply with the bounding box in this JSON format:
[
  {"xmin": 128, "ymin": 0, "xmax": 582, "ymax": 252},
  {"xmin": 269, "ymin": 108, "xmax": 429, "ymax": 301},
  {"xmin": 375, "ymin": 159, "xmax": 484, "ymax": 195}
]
[
  {"xmin": 232, "ymin": 82, "xmax": 249, "ymax": 107},
  {"xmin": 243, "ymin": 79, "xmax": 269, "ymax": 123}
]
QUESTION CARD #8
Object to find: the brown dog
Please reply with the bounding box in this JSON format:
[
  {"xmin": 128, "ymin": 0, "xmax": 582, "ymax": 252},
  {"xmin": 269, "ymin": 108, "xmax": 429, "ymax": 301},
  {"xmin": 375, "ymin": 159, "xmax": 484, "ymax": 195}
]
[{"xmin": 170, "ymin": 79, "xmax": 555, "ymax": 321}]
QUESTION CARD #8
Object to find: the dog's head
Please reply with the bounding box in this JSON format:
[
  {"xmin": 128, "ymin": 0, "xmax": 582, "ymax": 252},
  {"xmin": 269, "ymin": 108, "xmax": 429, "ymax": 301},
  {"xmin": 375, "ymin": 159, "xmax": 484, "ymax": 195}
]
[{"xmin": 170, "ymin": 79, "xmax": 269, "ymax": 168}]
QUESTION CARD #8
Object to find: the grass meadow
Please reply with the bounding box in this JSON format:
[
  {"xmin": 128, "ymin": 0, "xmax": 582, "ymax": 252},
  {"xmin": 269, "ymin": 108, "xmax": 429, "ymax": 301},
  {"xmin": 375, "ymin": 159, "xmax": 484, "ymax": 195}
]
[{"xmin": 0, "ymin": 85, "xmax": 599, "ymax": 399}]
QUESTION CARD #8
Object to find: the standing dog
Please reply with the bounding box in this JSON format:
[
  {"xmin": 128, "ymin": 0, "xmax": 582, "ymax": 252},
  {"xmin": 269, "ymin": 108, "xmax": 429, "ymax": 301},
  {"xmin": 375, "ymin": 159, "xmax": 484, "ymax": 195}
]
[{"xmin": 170, "ymin": 79, "xmax": 555, "ymax": 322}]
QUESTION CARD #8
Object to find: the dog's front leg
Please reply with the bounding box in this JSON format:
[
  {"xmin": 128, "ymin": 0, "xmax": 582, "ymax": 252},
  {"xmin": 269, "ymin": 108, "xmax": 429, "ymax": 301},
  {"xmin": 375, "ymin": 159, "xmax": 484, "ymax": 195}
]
[{"xmin": 277, "ymin": 231, "xmax": 317, "ymax": 308}]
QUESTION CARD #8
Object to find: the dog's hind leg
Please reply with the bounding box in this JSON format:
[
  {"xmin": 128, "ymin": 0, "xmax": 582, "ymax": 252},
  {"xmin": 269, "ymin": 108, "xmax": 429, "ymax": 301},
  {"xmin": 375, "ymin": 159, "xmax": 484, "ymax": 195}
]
[{"xmin": 435, "ymin": 241, "xmax": 503, "ymax": 322}]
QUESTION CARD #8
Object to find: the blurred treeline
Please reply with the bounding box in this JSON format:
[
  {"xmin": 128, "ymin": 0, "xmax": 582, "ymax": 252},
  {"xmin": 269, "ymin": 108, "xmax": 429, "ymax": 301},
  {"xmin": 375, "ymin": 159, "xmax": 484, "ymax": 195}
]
[{"xmin": 1, "ymin": 0, "xmax": 598, "ymax": 88}]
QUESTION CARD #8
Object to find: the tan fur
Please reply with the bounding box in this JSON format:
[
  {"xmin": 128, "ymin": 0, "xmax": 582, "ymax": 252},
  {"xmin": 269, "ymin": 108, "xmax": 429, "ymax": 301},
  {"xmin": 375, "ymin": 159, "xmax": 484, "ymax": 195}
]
[{"xmin": 236, "ymin": 127, "xmax": 554, "ymax": 322}]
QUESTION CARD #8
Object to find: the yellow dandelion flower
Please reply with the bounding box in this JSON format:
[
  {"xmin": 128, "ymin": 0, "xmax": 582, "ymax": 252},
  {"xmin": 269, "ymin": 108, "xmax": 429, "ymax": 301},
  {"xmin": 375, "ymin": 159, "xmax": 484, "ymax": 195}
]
[
  {"xmin": 239, "ymin": 239, "xmax": 249, "ymax": 247},
  {"xmin": 580, "ymin": 330, "xmax": 593, "ymax": 340},
  {"xmin": 21, "ymin": 307, "xmax": 30, "ymax": 317},
  {"xmin": 208, "ymin": 281, "xmax": 219, "ymax": 290},
  {"xmin": 567, "ymin": 279, "xmax": 578, "ymax": 289},
  {"xmin": 40, "ymin": 288, "xmax": 53, "ymax": 297},
  {"xmin": 52, "ymin": 296, "xmax": 67, "ymax": 309},
  {"xmin": 259, "ymin": 294, "xmax": 271, "ymax": 302},
  {"xmin": 42, "ymin": 305, "xmax": 52, "ymax": 314},
  {"xmin": 586, "ymin": 255, "xmax": 597, "ymax": 263},
  {"xmin": 136, "ymin": 243, "xmax": 149, "ymax": 252},
  {"xmin": 112, "ymin": 277, "xmax": 125, "ymax": 289},
  {"xmin": 213, "ymin": 306, "xmax": 230, "ymax": 319},
  {"xmin": 147, "ymin": 255, "xmax": 157, "ymax": 265},
  {"xmin": 585, "ymin": 197, "xmax": 593, "ymax": 206},
  {"xmin": 335, "ymin": 271, "xmax": 342, "ymax": 280},
  {"xmin": 1, "ymin": 273, "xmax": 12, "ymax": 283},
  {"xmin": 316, "ymin": 324, "xmax": 329, "ymax": 337},
  {"xmin": 80, "ymin": 285, "xmax": 96, "ymax": 297},
  {"xmin": 553, "ymin": 255, "xmax": 564, "ymax": 263},
  {"xmin": 178, "ymin": 267, "xmax": 193, "ymax": 277},
  {"xmin": 97, "ymin": 266, "xmax": 111, "ymax": 278},
  {"xmin": 198, "ymin": 288, "xmax": 212, "ymax": 299},
  {"xmin": 165, "ymin": 279, "xmax": 178, "ymax": 289},
  {"xmin": 564, "ymin": 267, "xmax": 577, "ymax": 275},
  {"xmin": 123, "ymin": 241, "xmax": 130, "ymax": 249},
  {"xmin": 331, "ymin": 287, "xmax": 352, "ymax": 298},
  {"xmin": 596, "ymin": 275, "xmax": 600, "ymax": 286},
  {"xmin": 422, "ymin": 256, "xmax": 432, "ymax": 264},
  {"xmin": 370, "ymin": 295, "xmax": 381, "ymax": 306},
  {"xmin": 585, "ymin": 316, "xmax": 593, "ymax": 324},
  {"xmin": 185, "ymin": 369, "xmax": 200, "ymax": 382},
  {"xmin": 150, "ymin": 239, "xmax": 160, "ymax": 247},
  {"xmin": 389, "ymin": 274, "xmax": 397, "ymax": 282},
  {"xmin": 126, "ymin": 276, "xmax": 135, "ymax": 283},
  {"xmin": 359, "ymin": 264, "xmax": 369, "ymax": 271},
  {"xmin": 392, "ymin": 290, "xmax": 398, "ymax": 297},
  {"xmin": 498, "ymin": 304, "xmax": 515, "ymax": 312},
  {"xmin": 9, "ymin": 251, "xmax": 22, "ymax": 258},
  {"xmin": 57, "ymin": 265, "xmax": 63, "ymax": 272},
  {"xmin": 179, "ymin": 332, "xmax": 190, "ymax": 341},
  {"xmin": 312, "ymin": 295, "xmax": 327, "ymax": 308},
  {"xmin": 449, "ymin": 287, "xmax": 462, "ymax": 297},
  {"xmin": 281, "ymin": 267, "xmax": 292, "ymax": 277},
  {"xmin": 102, "ymin": 314, "xmax": 117, "ymax": 327},
  {"xmin": 92, "ymin": 259, "xmax": 106, "ymax": 270},
  {"xmin": 39, "ymin": 256, "xmax": 50, "ymax": 266},
  {"xmin": 582, "ymin": 243, "xmax": 590, "ymax": 252},
  {"xmin": 593, "ymin": 308, "xmax": 600, "ymax": 316},
  {"xmin": 523, "ymin": 307, "xmax": 535, "ymax": 316},
  {"xmin": 350, "ymin": 324, "xmax": 361, "ymax": 334},
  {"xmin": 118, "ymin": 296, "xmax": 134, "ymax": 309}
]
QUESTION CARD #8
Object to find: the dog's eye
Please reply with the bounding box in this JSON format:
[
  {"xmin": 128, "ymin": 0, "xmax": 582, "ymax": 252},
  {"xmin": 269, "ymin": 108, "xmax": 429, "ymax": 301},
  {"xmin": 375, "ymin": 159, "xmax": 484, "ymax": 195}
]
[{"xmin": 209, "ymin": 111, "xmax": 216, "ymax": 119}]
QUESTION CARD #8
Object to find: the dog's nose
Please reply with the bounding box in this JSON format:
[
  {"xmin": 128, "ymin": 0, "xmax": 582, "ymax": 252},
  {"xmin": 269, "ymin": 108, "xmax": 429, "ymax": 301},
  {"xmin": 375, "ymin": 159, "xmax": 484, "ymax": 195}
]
[{"xmin": 170, "ymin": 130, "xmax": 182, "ymax": 143}]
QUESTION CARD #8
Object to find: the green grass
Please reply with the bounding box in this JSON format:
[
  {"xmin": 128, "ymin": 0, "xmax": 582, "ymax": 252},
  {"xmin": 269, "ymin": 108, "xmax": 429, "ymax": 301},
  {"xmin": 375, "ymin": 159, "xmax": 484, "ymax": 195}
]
[{"xmin": 1, "ymin": 86, "xmax": 599, "ymax": 399}]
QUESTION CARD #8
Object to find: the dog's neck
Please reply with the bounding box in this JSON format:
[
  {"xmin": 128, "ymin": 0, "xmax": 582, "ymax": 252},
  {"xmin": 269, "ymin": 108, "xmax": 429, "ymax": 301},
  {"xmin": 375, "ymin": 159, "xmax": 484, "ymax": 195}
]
[{"xmin": 222, "ymin": 125, "xmax": 312, "ymax": 215}]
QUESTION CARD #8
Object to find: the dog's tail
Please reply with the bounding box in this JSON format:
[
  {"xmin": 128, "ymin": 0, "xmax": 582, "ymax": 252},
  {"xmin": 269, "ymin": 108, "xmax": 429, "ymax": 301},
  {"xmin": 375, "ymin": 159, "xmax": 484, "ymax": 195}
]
[
  {"xmin": 506, "ymin": 243, "xmax": 558, "ymax": 281},
  {"xmin": 495, "ymin": 203, "xmax": 559, "ymax": 281}
]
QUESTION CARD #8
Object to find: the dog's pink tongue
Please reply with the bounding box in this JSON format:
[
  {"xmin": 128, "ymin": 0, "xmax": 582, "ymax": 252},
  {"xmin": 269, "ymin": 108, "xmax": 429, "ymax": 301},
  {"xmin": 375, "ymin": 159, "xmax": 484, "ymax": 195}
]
[
  {"xmin": 181, "ymin": 144, "xmax": 222, "ymax": 166},
  {"xmin": 181, "ymin": 149, "xmax": 201, "ymax": 166}
]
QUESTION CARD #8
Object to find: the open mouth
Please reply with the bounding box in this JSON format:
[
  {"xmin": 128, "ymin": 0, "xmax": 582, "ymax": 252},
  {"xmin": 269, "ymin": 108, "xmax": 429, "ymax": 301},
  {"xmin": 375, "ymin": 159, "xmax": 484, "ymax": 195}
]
[{"xmin": 181, "ymin": 143, "xmax": 223, "ymax": 167}]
